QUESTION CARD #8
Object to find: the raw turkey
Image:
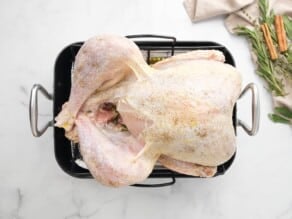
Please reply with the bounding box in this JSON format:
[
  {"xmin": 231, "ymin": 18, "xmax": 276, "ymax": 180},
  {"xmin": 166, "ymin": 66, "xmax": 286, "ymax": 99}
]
[{"xmin": 55, "ymin": 34, "xmax": 242, "ymax": 187}]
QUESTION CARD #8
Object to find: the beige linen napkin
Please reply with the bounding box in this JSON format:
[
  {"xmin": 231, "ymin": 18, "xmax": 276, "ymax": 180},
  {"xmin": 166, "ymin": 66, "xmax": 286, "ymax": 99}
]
[
  {"xmin": 183, "ymin": 0, "xmax": 292, "ymax": 30},
  {"xmin": 183, "ymin": 0, "xmax": 255, "ymax": 23},
  {"xmin": 224, "ymin": 0, "xmax": 292, "ymax": 33},
  {"xmin": 183, "ymin": 0, "xmax": 292, "ymax": 112}
]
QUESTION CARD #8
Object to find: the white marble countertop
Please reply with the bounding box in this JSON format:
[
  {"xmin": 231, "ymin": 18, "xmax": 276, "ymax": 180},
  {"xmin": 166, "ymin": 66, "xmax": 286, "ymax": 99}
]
[{"xmin": 1, "ymin": 0, "xmax": 292, "ymax": 218}]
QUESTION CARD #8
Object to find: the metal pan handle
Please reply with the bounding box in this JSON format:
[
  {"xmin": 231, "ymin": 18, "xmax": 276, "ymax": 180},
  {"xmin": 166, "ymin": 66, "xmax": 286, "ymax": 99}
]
[
  {"xmin": 29, "ymin": 84, "xmax": 53, "ymax": 137},
  {"xmin": 126, "ymin": 34, "xmax": 176, "ymax": 42},
  {"xmin": 237, "ymin": 83, "xmax": 260, "ymax": 136},
  {"xmin": 126, "ymin": 34, "xmax": 176, "ymax": 55},
  {"xmin": 131, "ymin": 177, "xmax": 176, "ymax": 187}
]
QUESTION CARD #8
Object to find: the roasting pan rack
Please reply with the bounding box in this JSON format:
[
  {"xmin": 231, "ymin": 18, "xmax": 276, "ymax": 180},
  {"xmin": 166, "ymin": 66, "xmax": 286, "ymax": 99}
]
[{"xmin": 30, "ymin": 34, "xmax": 260, "ymax": 187}]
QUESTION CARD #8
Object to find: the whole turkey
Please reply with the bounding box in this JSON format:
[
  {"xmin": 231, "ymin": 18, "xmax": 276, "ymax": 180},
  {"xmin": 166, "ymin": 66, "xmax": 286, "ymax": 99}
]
[{"xmin": 55, "ymin": 34, "xmax": 242, "ymax": 187}]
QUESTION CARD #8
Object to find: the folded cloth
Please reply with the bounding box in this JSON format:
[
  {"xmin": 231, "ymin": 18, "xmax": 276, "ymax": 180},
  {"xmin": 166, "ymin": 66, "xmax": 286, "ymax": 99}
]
[
  {"xmin": 183, "ymin": 0, "xmax": 292, "ymax": 113},
  {"xmin": 183, "ymin": 0, "xmax": 255, "ymax": 23},
  {"xmin": 275, "ymin": 78, "xmax": 292, "ymax": 111},
  {"xmin": 183, "ymin": 0, "xmax": 292, "ymax": 31},
  {"xmin": 225, "ymin": 0, "xmax": 292, "ymax": 33}
]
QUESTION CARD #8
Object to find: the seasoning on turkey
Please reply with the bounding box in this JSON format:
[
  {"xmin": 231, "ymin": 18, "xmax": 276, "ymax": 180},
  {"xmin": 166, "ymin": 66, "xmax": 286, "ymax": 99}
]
[{"xmin": 55, "ymin": 34, "xmax": 242, "ymax": 187}]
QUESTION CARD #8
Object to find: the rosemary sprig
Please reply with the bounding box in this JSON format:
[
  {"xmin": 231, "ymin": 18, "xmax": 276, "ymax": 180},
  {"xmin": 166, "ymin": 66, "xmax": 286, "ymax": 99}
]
[
  {"xmin": 269, "ymin": 106, "xmax": 292, "ymax": 124},
  {"xmin": 235, "ymin": 0, "xmax": 292, "ymax": 125},
  {"xmin": 259, "ymin": 0, "xmax": 270, "ymax": 24},
  {"xmin": 235, "ymin": 26, "xmax": 285, "ymax": 95},
  {"xmin": 283, "ymin": 15, "xmax": 292, "ymax": 40}
]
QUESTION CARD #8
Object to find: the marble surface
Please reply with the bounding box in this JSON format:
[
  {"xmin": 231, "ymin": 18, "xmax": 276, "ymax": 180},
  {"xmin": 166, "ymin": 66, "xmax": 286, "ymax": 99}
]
[{"xmin": 0, "ymin": 0, "xmax": 291, "ymax": 218}]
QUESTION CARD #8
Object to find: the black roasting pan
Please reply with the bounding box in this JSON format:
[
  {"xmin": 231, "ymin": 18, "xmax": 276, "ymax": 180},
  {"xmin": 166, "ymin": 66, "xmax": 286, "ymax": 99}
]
[{"xmin": 29, "ymin": 35, "xmax": 260, "ymax": 187}]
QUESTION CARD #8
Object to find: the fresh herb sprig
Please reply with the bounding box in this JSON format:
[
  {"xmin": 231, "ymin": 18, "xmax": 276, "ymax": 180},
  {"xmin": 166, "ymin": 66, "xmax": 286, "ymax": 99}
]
[
  {"xmin": 283, "ymin": 15, "xmax": 292, "ymax": 39},
  {"xmin": 235, "ymin": 0, "xmax": 292, "ymax": 125},
  {"xmin": 235, "ymin": 26, "xmax": 285, "ymax": 95},
  {"xmin": 269, "ymin": 107, "xmax": 292, "ymax": 124}
]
